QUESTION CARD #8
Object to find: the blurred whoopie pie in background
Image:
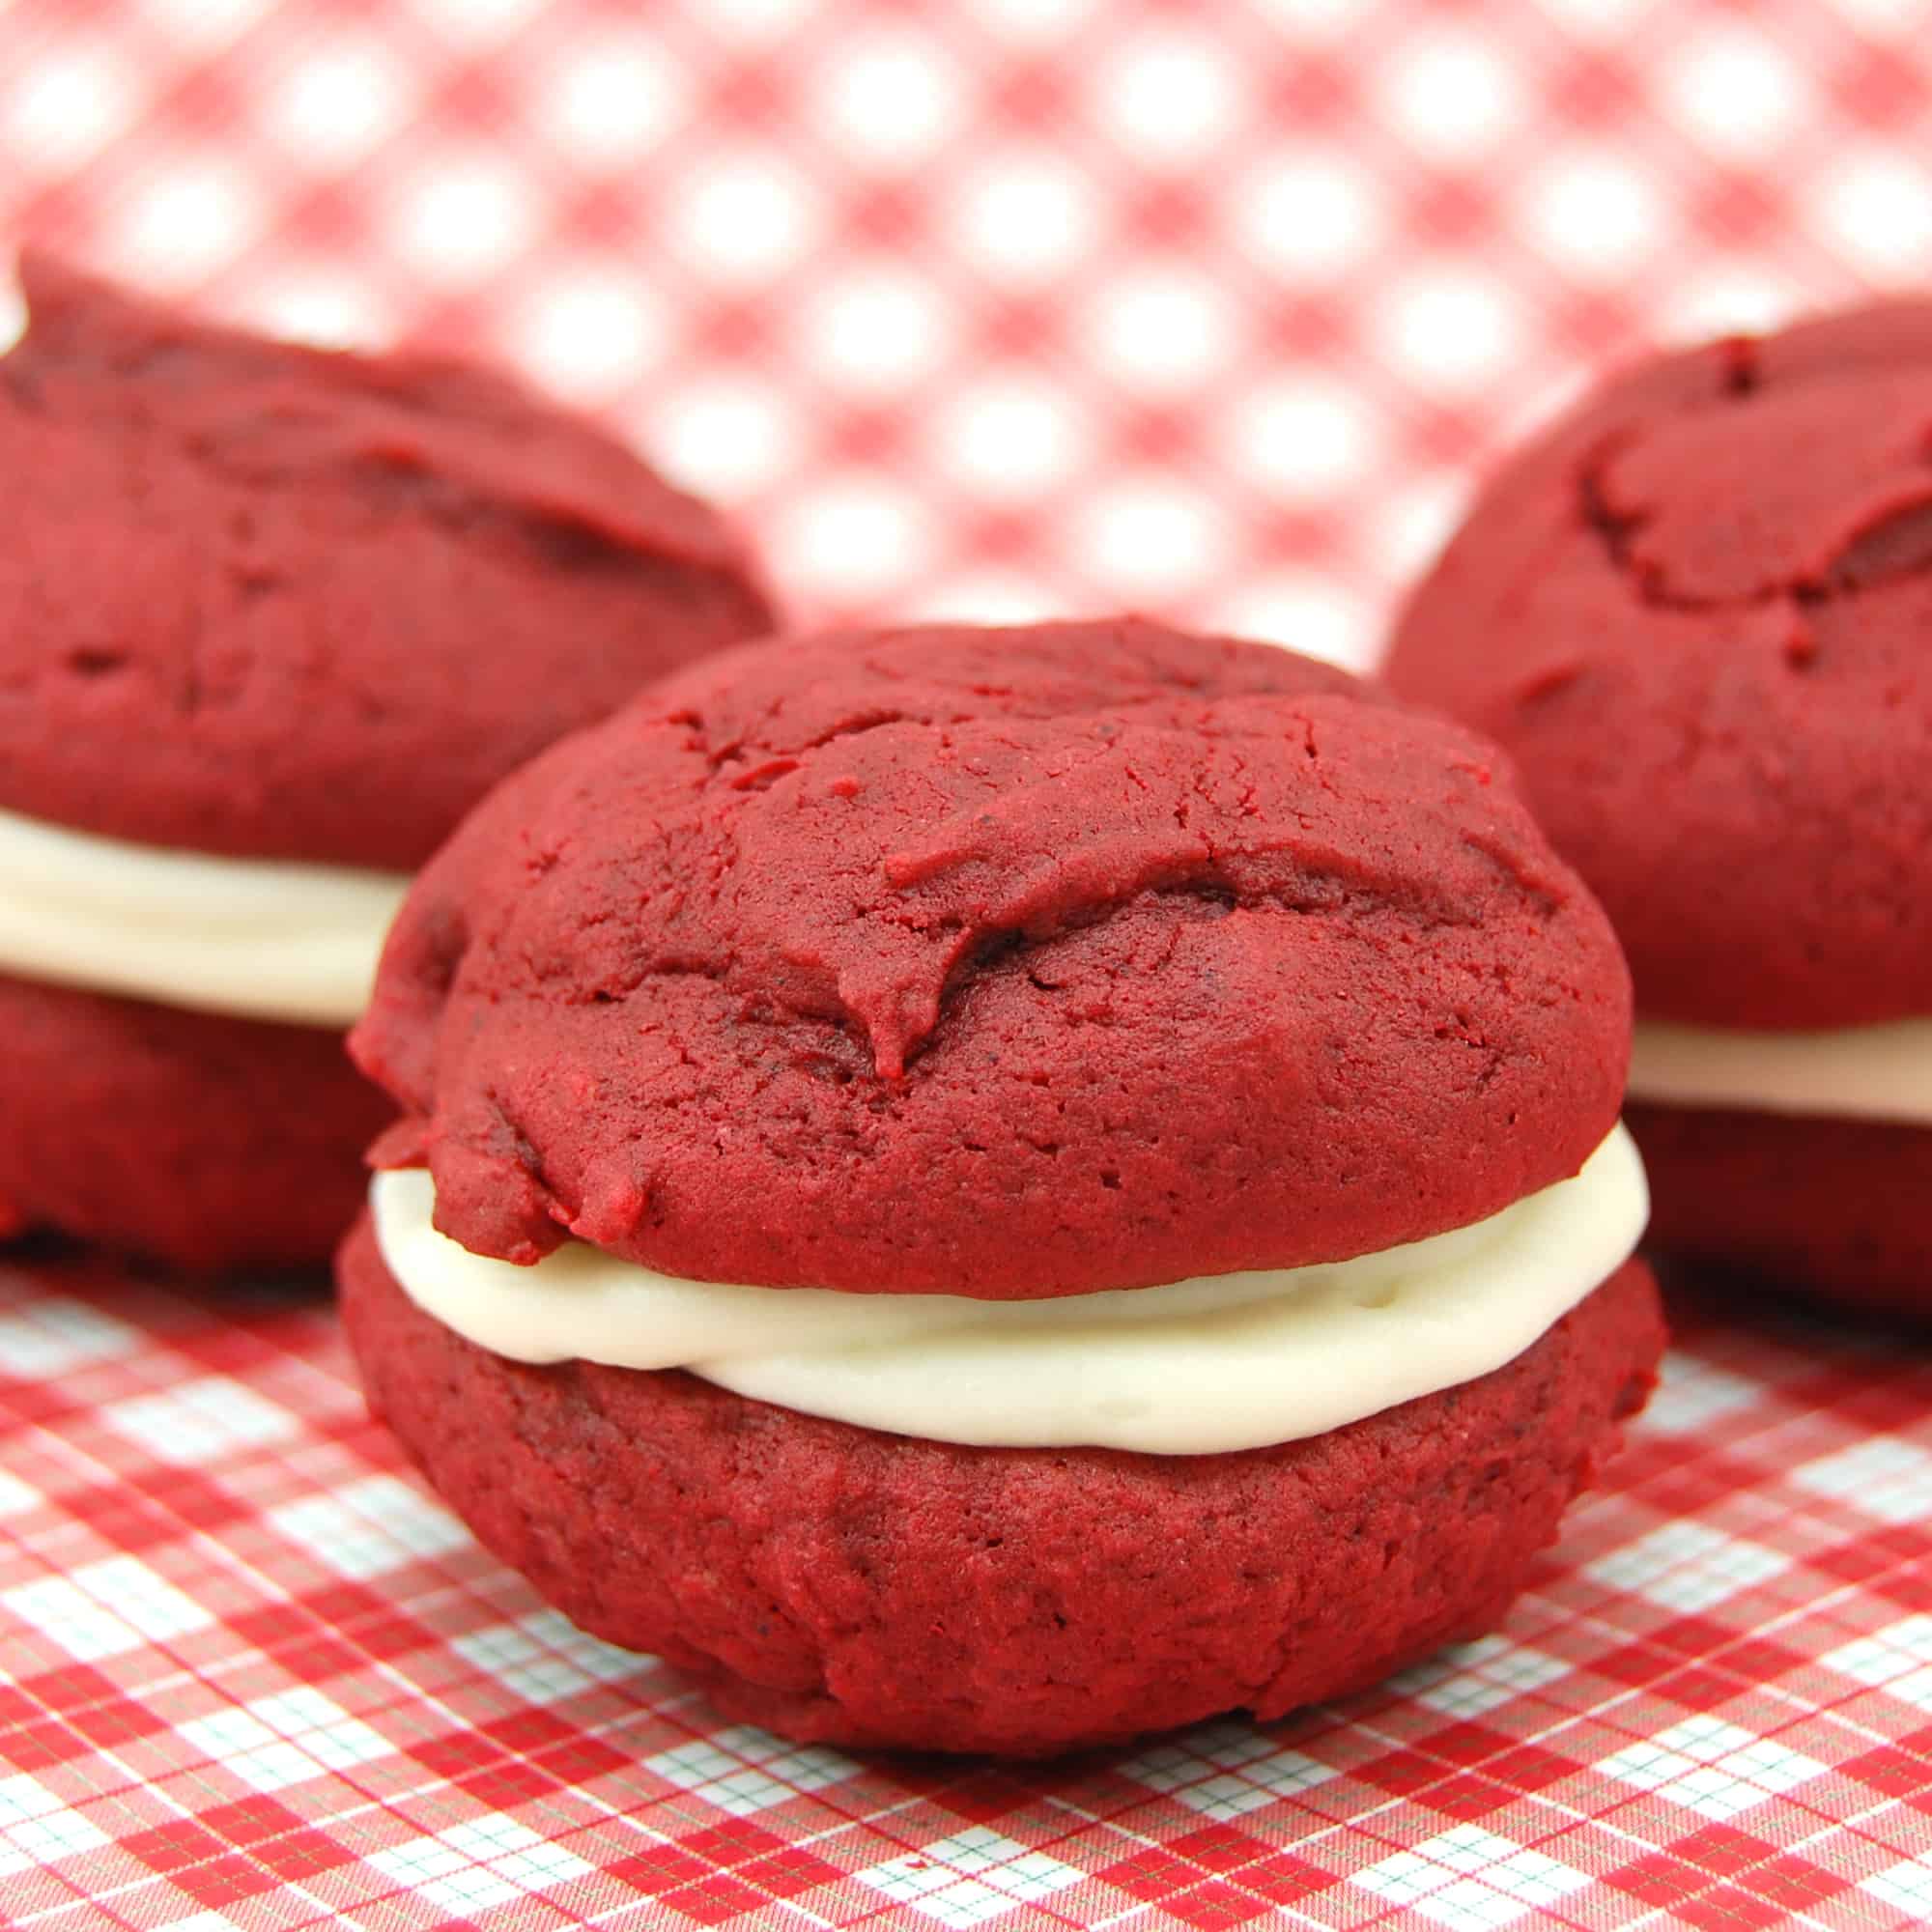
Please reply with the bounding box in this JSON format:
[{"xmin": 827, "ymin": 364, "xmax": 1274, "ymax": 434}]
[{"xmin": 0, "ymin": 252, "xmax": 775, "ymax": 1272}]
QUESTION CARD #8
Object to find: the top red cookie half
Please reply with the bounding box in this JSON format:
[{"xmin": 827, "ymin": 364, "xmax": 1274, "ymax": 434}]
[
  {"xmin": 1383, "ymin": 304, "xmax": 1932, "ymax": 1031},
  {"xmin": 0, "ymin": 252, "xmax": 774, "ymax": 869},
  {"xmin": 352, "ymin": 619, "xmax": 1632, "ymax": 1298}
]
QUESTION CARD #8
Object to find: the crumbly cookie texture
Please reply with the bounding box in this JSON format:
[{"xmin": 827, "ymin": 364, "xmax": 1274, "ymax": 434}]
[{"xmin": 355, "ymin": 619, "xmax": 1631, "ymax": 1296}]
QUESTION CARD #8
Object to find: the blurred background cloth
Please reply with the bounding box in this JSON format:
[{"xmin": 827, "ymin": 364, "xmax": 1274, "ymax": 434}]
[{"xmin": 5, "ymin": 0, "xmax": 1930, "ymax": 668}]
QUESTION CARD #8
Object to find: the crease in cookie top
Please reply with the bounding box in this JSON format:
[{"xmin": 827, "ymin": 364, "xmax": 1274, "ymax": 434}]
[{"xmin": 1575, "ymin": 370, "xmax": 1932, "ymax": 612}]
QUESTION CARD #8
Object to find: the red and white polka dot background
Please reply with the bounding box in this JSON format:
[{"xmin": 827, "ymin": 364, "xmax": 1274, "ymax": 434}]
[{"xmin": 4, "ymin": 6, "xmax": 1932, "ymax": 1930}]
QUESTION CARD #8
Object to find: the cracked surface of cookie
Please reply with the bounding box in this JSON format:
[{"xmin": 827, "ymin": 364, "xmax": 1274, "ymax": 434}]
[
  {"xmin": 352, "ymin": 619, "xmax": 1632, "ymax": 1297},
  {"xmin": 1384, "ymin": 304, "xmax": 1932, "ymax": 1030},
  {"xmin": 0, "ymin": 251, "xmax": 775, "ymax": 868}
]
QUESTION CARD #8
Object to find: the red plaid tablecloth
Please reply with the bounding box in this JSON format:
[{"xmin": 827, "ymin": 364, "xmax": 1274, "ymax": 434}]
[
  {"xmin": 4, "ymin": 1264, "xmax": 1931, "ymax": 1930},
  {"xmin": 2, "ymin": 2, "xmax": 1931, "ymax": 1925}
]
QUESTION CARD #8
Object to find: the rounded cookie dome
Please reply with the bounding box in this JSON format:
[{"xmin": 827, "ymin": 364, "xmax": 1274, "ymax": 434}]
[
  {"xmin": 354, "ymin": 618, "xmax": 1632, "ymax": 1297},
  {"xmin": 1383, "ymin": 304, "xmax": 1932, "ymax": 1030},
  {"xmin": 0, "ymin": 251, "xmax": 775, "ymax": 869}
]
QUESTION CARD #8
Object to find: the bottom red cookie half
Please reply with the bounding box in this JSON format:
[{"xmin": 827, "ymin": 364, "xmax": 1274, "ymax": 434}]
[
  {"xmin": 340, "ymin": 1220, "xmax": 1663, "ymax": 1757},
  {"xmin": 0, "ymin": 973, "xmax": 391, "ymax": 1274},
  {"xmin": 1628, "ymin": 1102, "xmax": 1932, "ymax": 1322}
]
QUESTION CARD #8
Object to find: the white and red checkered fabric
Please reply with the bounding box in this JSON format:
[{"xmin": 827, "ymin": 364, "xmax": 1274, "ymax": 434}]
[
  {"xmin": 8, "ymin": 0, "xmax": 1932, "ymax": 668},
  {"xmin": 5, "ymin": 1266, "xmax": 1932, "ymax": 1930},
  {"xmin": 3, "ymin": 1, "xmax": 1931, "ymax": 1925}
]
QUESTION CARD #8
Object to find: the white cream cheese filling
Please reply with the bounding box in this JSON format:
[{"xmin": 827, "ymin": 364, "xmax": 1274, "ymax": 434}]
[
  {"xmin": 0, "ymin": 804, "xmax": 409, "ymax": 1027},
  {"xmin": 369, "ymin": 1123, "xmax": 1648, "ymax": 1455},
  {"xmin": 1629, "ymin": 1018, "xmax": 1932, "ymax": 1125}
]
